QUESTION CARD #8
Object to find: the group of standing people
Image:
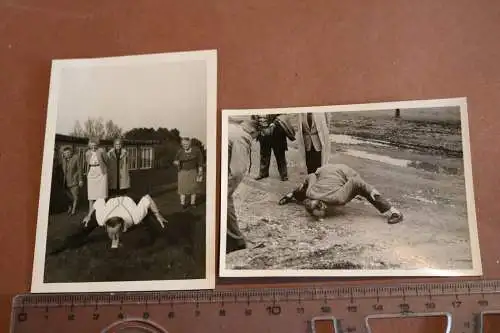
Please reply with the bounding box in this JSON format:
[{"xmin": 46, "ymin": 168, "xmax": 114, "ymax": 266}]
[
  {"xmin": 50, "ymin": 135, "xmax": 205, "ymax": 251},
  {"xmin": 54, "ymin": 135, "xmax": 204, "ymax": 217},
  {"xmin": 52, "ymin": 137, "xmax": 169, "ymax": 251},
  {"xmin": 251, "ymin": 112, "xmax": 331, "ymax": 182},
  {"xmin": 56, "ymin": 137, "xmax": 131, "ymax": 217},
  {"xmin": 225, "ymin": 112, "xmax": 403, "ymax": 254}
]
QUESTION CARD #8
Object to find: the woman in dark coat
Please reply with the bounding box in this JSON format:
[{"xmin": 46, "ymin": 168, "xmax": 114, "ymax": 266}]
[
  {"xmin": 173, "ymin": 137, "xmax": 204, "ymax": 209},
  {"xmin": 107, "ymin": 138, "xmax": 131, "ymax": 196}
]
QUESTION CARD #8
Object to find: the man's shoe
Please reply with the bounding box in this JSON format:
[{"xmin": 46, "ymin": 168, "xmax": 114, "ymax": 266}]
[
  {"xmin": 254, "ymin": 175, "xmax": 268, "ymax": 180},
  {"xmin": 388, "ymin": 212, "xmax": 403, "ymax": 224}
]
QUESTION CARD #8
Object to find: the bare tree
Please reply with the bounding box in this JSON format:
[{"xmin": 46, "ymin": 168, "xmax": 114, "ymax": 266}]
[
  {"xmin": 70, "ymin": 117, "xmax": 122, "ymax": 139},
  {"xmin": 70, "ymin": 120, "xmax": 85, "ymax": 137},
  {"xmin": 104, "ymin": 119, "xmax": 123, "ymax": 140},
  {"xmin": 84, "ymin": 117, "xmax": 105, "ymax": 139}
]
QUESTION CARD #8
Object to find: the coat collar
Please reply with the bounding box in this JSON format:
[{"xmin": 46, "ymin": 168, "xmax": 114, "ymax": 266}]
[
  {"xmin": 64, "ymin": 154, "xmax": 76, "ymax": 163},
  {"xmin": 302, "ymin": 113, "xmax": 315, "ymax": 130},
  {"xmin": 111, "ymin": 148, "xmax": 127, "ymax": 158}
]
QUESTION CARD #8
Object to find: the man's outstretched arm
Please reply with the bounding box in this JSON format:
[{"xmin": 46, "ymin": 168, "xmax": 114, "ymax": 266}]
[{"xmin": 278, "ymin": 178, "xmax": 310, "ymax": 205}]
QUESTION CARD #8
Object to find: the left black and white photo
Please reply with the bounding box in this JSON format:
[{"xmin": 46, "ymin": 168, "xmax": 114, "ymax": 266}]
[{"xmin": 31, "ymin": 50, "xmax": 217, "ymax": 292}]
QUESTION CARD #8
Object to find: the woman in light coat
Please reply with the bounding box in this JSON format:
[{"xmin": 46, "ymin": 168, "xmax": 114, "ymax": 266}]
[
  {"xmin": 85, "ymin": 137, "xmax": 108, "ymax": 214},
  {"xmin": 107, "ymin": 138, "xmax": 131, "ymax": 196},
  {"xmin": 296, "ymin": 112, "xmax": 331, "ymax": 174}
]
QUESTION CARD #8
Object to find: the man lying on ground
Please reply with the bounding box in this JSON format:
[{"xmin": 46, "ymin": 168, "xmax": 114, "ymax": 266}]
[
  {"xmin": 49, "ymin": 193, "xmax": 168, "ymax": 254},
  {"xmin": 278, "ymin": 163, "xmax": 404, "ymax": 224}
]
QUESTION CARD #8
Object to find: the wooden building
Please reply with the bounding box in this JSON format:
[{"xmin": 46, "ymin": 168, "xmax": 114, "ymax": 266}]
[{"xmin": 54, "ymin": 134, "xmax": 160, "ymax": 171}]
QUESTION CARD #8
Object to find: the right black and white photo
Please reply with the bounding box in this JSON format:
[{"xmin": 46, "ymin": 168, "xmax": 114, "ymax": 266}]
[{"xmin": 219, "ymin": 97, "xmax": 482, "ymax": 278}]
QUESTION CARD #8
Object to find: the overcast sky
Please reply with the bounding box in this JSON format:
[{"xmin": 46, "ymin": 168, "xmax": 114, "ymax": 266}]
[{"xmin": 55, "ymin": 58, "xmax": 207, "ymax": 143}]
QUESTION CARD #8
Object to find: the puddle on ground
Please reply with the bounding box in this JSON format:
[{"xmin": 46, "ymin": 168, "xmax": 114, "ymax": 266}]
[
  {"xmin": 329, "ymin": 134, "xmax": 391, "ymax": 147},
  {"xmin": 343, "ymin": 149, "xmax": 411, "ymax": 167},
  {"xmin": 330, "ymin": 134, "xmax": 461, "ymax": 175},
  {"xmin": 408, "ymin": 160, "xmax": 461, "ymax": 175}
]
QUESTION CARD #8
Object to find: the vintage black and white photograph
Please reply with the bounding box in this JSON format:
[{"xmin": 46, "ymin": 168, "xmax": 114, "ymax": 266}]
[
  {"xmin": 31, "ymin": 50, "xmax": 217, "ymax": 292},
  {"xmin": 219, "ymin": 98, "xmax": 482, "ymax": 277}
]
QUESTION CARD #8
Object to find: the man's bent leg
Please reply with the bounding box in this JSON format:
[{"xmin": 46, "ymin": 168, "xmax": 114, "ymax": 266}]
[
  {"xmin": 70, "ymin": 186, "xmax": 79, "ymax": 214},
  {"xmin": 362, "ymin": 190, "xmax": 392, "ymax": 213},
  {"xmin": 306, "ymin": 148, "xmax": 322, "ymax": 174},
  {"xmin": 339, "ymin": 175, "xmax": 392, "ymax": 213},
  {"xmin": 355, "ymin": 182, "xmax": 403, "ymax": 223},
  {"xmin": 323, "ymin": 177, "xmax": 360, "ymax": 206},
  {"xmin": 273, "ymin": 145, "xmax": 288, "ymax": 180},
  {"xmin": 326, "ymin": 174, "xmax": 381, "ymax": 206},
  {"xmin": 256, "ymin": 138, "xmax": 272, "ymax": 179},
  {"xmin": 331, "ymin": 175, "xmax": 402, "ymax": 223},
  {"xmin": 226, "ymin": 195, "xmax": 246, "ymax": 253},
  {"xmin": 131, "ymin": 194, "xmax": 167, "ymax": 229}
]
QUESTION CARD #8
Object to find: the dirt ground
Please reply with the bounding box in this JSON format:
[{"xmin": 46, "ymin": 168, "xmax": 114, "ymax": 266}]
[{"xmin": 226, "ymin": 128, "xmax": 474, "ymax": 271}]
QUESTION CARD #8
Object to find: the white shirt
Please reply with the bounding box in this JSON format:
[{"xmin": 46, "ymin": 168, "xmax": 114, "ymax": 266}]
[
  {"xmin": 89, "ymin": 151, "xmax": 99, "ymax": 165},
  {"xmin": 94, "ymin": 196, "xmax": 152, "ymax": 227}
]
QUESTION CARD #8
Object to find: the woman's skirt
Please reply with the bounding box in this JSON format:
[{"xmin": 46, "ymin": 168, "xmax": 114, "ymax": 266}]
[
  {"xmin": 87, "ymin": 166, "xmax": 108, "ymax": 200},
  {"xmin": 178, "ymin": 168, "xmax": 198, "ymax": 195}
]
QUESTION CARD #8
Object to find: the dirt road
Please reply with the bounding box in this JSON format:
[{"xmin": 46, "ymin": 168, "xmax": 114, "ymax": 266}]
[{"xmin": 226, "ymin": 139, "xmax": 474, "ymax": 272}]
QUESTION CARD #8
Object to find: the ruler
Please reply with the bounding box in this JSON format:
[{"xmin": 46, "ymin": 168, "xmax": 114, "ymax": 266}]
[{"xmin": 10, "ymin": 279, "xmax": 500, "ymax": 333}]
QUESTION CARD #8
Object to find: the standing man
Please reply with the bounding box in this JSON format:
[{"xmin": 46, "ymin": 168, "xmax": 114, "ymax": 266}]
[
  {"xmin": 61, "ymin": 146, "xmax": 84, "ymax": 215},
  {"xmin": 296, "ymin": 112, "xmax": 331, "ymax": 174},
  {"xmin": 278, "ymin": 163, "xmax": 404, "ymax": 224},
  {"xmin": 226, "ymin": 117, "xmax": 259, "ymax": 253},
  {"xmin": 108, "ymin": 138, "xmax": 131, "ymax": 197},
  {"xmin": 252, "ymin": 114, "xmax": 289, "ymax": 181}
]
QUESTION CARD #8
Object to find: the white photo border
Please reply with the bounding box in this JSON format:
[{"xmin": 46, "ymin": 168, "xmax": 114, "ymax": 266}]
[
  {"xmin": 31, "ymin": 49, "xmax": 218, "ymax": 292},
  {"xmin": 219, "ymin": 97, "xmax": 482, "ymax": 278}
]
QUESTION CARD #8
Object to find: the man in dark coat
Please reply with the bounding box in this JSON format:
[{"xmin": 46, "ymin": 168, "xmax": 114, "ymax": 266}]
[
  {"xmin": 50, "ymin": 146, "xmax": 71, "ymax": 214},
  {"xmin": 251, "ymin": 114, "xmax": 289, "ymax": 181},
  {"xmin": 62, "ymin": 146, "xmax": 84, "ymax": 215}
]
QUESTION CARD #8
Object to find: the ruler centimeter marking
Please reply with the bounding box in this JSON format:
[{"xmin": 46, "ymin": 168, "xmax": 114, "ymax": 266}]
[
  {"xmin": 14, "ymin": 280, "xmax": 500, "ymax": 305},
  {"xmin": 11, "ymin": 279, "xmax": 500, "ymax": 333}
]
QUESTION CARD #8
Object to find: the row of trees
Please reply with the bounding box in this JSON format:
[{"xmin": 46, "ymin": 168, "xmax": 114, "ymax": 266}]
[
  {"xmin": 69, "ymin": 118, "xmax": 206, "ymax": 166},
  {"xmin": 71, "ymin": 119, "xmax": 123, "ymax": 140}
]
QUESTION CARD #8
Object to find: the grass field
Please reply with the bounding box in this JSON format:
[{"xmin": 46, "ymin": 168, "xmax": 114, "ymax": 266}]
[{"xmin": 44, "ymin": 168, "xmax": 207, "ymax": 283}]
